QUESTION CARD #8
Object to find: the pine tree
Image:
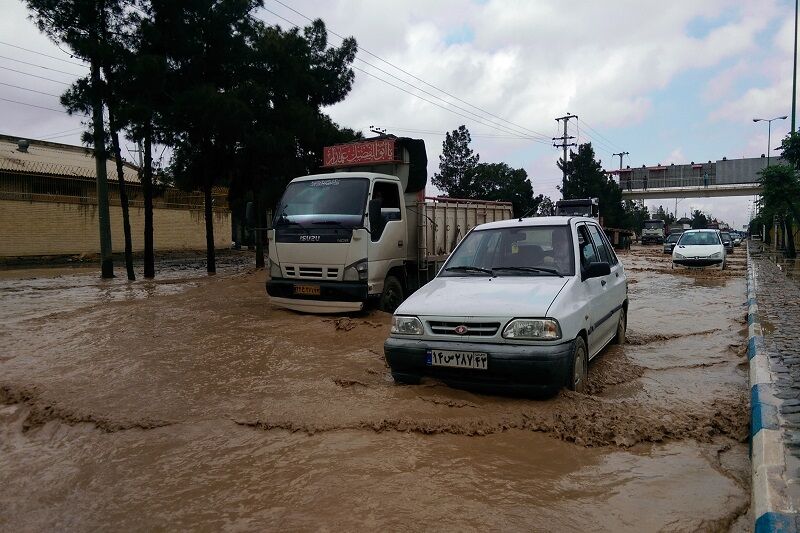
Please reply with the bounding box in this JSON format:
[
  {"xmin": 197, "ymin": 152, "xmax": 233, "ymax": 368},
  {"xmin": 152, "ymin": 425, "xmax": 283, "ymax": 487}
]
[{"xmin": 433, "ymin": 125, "xmax": 479, "ymax": 198}]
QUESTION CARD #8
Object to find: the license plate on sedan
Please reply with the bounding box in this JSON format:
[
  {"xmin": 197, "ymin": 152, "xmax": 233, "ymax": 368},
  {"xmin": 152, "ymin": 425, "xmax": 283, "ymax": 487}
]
[
  {"xmin": 426, "ymin": 349, "xmax": 488, "ymax": 370},
  {"xmin": 294, "ymin": 284, "xmax": 320, "ymax": 296}
]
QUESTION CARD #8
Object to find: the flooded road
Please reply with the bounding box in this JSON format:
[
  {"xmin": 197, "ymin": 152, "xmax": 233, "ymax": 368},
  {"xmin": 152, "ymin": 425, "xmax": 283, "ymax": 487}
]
[{"xmin": 0, "ymin": 246, "xmax": 751, "ymax": 531}]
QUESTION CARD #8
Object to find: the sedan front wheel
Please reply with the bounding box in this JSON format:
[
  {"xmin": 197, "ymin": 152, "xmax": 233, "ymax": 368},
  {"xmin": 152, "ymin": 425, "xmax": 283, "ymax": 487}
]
[{"xmin": 567, "ymin": 336, "xmax": 588, "ymax": 393}]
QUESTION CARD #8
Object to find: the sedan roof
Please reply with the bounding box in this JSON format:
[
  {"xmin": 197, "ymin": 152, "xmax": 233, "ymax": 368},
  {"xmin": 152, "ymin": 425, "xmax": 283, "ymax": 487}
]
[{"xmin": 475, "ymin": 216, "xmax": 590, "ymax": 230}]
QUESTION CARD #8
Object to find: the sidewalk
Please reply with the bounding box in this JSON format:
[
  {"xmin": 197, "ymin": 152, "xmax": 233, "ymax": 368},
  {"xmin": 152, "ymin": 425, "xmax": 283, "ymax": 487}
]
[{"xmin": 749, "ymin": 242, "xmax": 800, "ymax": 531}]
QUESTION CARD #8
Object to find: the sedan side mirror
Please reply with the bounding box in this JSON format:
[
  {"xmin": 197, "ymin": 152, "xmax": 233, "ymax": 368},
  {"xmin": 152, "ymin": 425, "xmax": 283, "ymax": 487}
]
[{"xmin": 583, "ymin": 261, "xmax": 611, "ymax": 280}]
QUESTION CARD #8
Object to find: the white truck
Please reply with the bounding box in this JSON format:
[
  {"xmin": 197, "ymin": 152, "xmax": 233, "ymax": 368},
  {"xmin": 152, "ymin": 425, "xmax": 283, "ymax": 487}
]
[
  {"xmin": 641, "ymin": 219, "xmax": 666, "ymax": 245},
  {"xmin": 266, "ymin": 137, "xmax": 514, "ymax": 313}
]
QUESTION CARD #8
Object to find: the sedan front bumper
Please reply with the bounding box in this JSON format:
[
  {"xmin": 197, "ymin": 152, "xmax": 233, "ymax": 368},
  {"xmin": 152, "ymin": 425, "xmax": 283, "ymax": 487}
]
[
  {"xmin": 384, "ymin": 336, "xmax": 574, "ymax": 395},
  {"xmin": 673, "ymin": 258, "xmax": 723, "ymax": 267}
]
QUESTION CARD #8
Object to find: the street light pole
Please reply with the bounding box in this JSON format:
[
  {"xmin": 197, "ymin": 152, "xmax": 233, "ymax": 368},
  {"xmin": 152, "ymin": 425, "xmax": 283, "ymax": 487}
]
[
  {"xmin": 793, "ymin": 0, "xmax": 798, "ymax": 132},
  {"xmin": 753, "ymin": 116, "xmax": 789, "ymax": 166}
]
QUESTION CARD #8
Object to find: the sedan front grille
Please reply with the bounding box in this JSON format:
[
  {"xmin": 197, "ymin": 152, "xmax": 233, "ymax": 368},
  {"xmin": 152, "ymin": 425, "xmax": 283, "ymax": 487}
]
[{"xmin": 427, "ymin": 321, "xmax": 501, "ymax": 337}]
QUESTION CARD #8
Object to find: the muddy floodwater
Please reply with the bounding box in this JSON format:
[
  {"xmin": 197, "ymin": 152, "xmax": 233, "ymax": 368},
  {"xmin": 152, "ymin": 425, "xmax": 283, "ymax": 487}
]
[{"xmin": 0, "ymin": 247, "xmax": 751, "ymax": 531}]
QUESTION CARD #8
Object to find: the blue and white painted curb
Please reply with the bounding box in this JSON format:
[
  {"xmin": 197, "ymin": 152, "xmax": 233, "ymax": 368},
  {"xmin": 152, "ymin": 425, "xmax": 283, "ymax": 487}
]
[{"xmin": 748, "ymin": 244, "xmax": 798, "ymax": 532}]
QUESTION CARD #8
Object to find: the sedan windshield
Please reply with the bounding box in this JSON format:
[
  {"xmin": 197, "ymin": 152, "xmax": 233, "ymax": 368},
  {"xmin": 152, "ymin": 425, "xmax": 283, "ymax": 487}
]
[
  {"xmin": 666, "ymin": 234, "xmax": 681, "ymax": 243},
  {"xmin": 275, "ymin": 177, "xmax": 369, "ymax": 228},
  {"xmin": 442, "ymin": 225, "xmax": 575, "ymax": 277},
  {"xmin": 678, "ymin": 232, "xmax": 720, "ymax": 246}
]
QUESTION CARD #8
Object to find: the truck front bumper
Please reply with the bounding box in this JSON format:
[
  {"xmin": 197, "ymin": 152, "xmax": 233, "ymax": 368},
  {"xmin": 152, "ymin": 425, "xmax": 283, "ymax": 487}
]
[
  {"xmin": 384, "ymin": 337, "xmax": 574, "ymax": 395},
  {"xmin": 266, "ymin": 279, "xmax": 368, "ymax": 314}
]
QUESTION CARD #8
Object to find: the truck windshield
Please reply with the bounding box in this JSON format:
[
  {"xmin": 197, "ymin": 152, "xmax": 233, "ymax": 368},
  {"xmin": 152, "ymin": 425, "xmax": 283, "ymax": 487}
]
[
  {"xmin": 275, "ymin": 178, "xmax": 369, "ymax": 227},
  {"xmin": 441, "ymin": 225, "xmax": 575, "ymax": 277},
  {"xmin": 644, "ymin": 221, "xmax": 664, "ymax": 229}
]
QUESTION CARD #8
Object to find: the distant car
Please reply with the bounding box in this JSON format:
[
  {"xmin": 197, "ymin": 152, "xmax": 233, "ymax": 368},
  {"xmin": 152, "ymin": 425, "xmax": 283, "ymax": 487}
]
[
  {"xmin": 672, "ymin": 229, "xmax": 726, "ymax": 269},
  {"xmin": 733, "ymin": 235, "xmax": 742, "ymax": 246},
  {"xmin": 384, "ymin": 216, "xmax": 628, "ymax": 395},
  {"xmin": 663, "ymin": 233, "xmax": 681, "ymax": 254},
  {"xmin": 719, "ymin": 232, "xmax": 734, "ymax": 254}
]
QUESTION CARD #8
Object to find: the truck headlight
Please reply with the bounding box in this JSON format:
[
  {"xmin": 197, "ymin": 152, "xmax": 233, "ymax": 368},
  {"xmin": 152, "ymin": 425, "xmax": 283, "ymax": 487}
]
[
  {"xmin": 674, "ymin": 252, "xmax": 685, "ymax": 259},
  {"xmin": 269, "ymin": 258, "xmax": 282, "ymax": 278},
  {"xmin": 391, "ymin": 316, "xmax": 423, "ymax": 335},
  {"xmin": 344, "ymin": 258, "xmax": 368, "ymax": 281},
  {"xmin": 709, "ymin": 251, "xmax": 721, "ymax": 259},
  {"xmin": 502, "ymin": 319, "xmax": 561, "ymax": 340}
]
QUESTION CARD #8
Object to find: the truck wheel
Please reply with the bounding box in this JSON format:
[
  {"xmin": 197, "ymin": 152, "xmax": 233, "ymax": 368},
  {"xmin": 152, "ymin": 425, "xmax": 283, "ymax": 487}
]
[
  {"xmin": 380, "ymin": 275, "xmax": 404, "ymax": 312},
  {"xmin": 567, "ymin": 336, "xmax": 588, "ymax": 393},
  {"xmin": 613, "ymin": 308, "xmax": 626, "ymax": 345}
]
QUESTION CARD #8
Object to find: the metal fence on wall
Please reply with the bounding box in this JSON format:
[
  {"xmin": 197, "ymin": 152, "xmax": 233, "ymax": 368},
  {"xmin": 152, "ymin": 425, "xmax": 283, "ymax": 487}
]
[{"xmin": 0, "ymin": 169, "xmax": 228, "ymax": 211}]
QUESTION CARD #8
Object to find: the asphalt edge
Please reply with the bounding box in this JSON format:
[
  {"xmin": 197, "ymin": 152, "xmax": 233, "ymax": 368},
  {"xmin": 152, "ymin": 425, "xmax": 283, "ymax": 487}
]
[{"xmin": 748, "ymin": 243, "xmax": 798, "ymax": 532}]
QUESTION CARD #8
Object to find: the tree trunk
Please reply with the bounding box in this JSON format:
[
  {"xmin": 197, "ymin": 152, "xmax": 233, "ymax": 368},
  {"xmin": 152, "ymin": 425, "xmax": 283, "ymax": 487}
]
[
  {"xmin": 90, "ymin": 56, "xmax": 114, "ymax": 278},
  {"xmin": 204, "ymin": 180, "xmax": 216, "ymax": 274},
  {"xmin": 108, "ymin": 110, "xmax": 135, "ymax": 281},
  {"xmin": 143, "ymin": 126, "xmax": 155, "ymax": 278},
  {"xmin": 786, "ymin": 218, "xmax": 797, "ymax": 258},
  {"xmin": 254, "ymin": 192, "xmax": 265, "ymax": 268}
]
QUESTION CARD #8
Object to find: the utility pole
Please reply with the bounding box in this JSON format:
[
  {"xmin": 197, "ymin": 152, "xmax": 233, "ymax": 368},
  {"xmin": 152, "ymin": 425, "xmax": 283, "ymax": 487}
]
[
  {"xmin": 612, "ymin": 151, "xmax": 629, "ymax": 170},
  {"xmin": 553, "ymin": 113, "xmax": 578, "ymax": 191}
]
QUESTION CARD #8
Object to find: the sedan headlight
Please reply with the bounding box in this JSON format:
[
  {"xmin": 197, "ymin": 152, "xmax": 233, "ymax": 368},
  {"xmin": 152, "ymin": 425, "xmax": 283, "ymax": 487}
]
[
  {"xmin": 674, "ymin": 252, "xmax": 685, "ymax": 259},
  {"xmin": 269, "ymin": 258, "xmax": 282, "ymax": 278},
  {"xmin": 709, "ymin": 251, "xmax": 721, "ymax": 259},
  {"xmin": 343, "ymin": 258, "xmax": 368, "ymax": 281},
  {"xmin": 502, "ymin": 319, "xmax": 561, "ymax": 340},
  {"xmin": 391, "ymin": 316, "xmax": 423, "ymax": 335}
]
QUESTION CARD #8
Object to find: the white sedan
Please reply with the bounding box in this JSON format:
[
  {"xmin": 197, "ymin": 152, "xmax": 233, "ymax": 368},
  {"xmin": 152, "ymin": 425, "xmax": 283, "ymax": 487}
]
[
  {"xmin": 672, "ymin": 229, "xmax": 726, "ymax": 269},
  {"xmin": 384, "ymin": 216, "xmax": 628, "ymax": 395}
]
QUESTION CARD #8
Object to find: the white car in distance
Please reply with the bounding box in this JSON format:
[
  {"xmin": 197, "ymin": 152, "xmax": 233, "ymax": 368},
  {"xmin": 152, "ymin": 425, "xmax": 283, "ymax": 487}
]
[
  {"xmin": 383, "ymin": 216, "xmax": 628, "ymax": 396},
  {"xmin": 672, "ymin": 229, "xmax": 726, "ymax": 269}
]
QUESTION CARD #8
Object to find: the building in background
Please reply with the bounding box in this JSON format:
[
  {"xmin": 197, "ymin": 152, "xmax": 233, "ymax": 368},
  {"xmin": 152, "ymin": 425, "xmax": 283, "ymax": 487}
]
[{"xmin": 0, "ymin": 134, "xmax": 230, "ymax": 258}]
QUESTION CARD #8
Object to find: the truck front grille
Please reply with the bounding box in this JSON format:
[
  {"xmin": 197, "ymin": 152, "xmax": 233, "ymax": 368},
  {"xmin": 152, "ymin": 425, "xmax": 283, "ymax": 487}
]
[
  {"xmin": 427, "ymin": 321, "xmax": 501, "ymax": 337},
  {"xmin": 283, "ymin": 265, "xmax": 339, "ymax": 280}
]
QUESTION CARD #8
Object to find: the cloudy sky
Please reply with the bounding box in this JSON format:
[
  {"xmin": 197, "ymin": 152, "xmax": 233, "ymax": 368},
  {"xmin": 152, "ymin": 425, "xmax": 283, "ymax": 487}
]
[{"xmin": 1, "ymin": 0, "xmax": 796, "ymax": 229}]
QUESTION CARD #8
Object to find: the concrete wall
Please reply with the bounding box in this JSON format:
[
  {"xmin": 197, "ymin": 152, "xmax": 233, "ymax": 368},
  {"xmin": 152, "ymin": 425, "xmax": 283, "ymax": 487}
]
[{"xmin": 0, "ymin": 199, "xmax": 231, "ymax": 257}]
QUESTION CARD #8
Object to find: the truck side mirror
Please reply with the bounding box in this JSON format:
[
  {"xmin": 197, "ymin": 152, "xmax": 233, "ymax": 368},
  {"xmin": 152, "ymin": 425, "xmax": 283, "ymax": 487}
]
[
  {"xmin": 245, "ymin": 201, "xmax": 255, "ymax": 228},
  {"xmin": 368, "ymin": 198, "xmax": 385, "ymax": 239}
]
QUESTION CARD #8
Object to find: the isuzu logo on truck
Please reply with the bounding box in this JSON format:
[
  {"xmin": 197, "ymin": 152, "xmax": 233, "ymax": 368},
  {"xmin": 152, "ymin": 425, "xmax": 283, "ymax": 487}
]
[{"xmin": 299, "ymin": 235, "xmax": 321, "ymax": 242}]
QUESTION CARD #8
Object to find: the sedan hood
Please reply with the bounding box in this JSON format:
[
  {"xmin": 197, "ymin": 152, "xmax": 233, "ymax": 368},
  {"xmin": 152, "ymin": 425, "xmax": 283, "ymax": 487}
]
[
  {"xmin": 674, "ymin": 244, "xmax": 722, "ymax": 258},
  {"xmin": 396, "ymin": 275, "xmax": 570, "ymax": 317}
]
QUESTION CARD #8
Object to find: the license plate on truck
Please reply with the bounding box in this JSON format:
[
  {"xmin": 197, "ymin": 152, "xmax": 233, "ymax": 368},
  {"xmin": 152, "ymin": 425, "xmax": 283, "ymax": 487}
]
[
  {"xmin": 294, "ymin": 284, "xmax": 320, "ymax": 296},
  {"xmin": 426, "ymin": 349, "xmax": 488, "ymax": 370}
]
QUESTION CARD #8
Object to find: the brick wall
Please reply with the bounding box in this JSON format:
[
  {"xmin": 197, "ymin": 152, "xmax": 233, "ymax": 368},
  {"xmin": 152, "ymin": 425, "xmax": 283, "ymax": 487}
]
[{"xmin": 0, "ymin": 199, "xmax": 231, "ymax": 257}]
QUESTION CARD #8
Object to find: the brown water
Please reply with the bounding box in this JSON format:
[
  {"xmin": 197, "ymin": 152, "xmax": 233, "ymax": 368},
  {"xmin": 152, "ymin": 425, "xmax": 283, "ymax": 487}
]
[{"xmin": 0, "ymin": 246, "xmax": 751, "ymax": 531}]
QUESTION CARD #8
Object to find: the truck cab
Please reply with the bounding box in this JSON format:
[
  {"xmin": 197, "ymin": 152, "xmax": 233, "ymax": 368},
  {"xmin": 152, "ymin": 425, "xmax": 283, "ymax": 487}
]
[
  {"xmin": 267, "ymin": 171, "xmax": 413, "ymax": 313},
  {"xmin": 266, "ymin": 136, "xmax": 514, "ymax": 314}
]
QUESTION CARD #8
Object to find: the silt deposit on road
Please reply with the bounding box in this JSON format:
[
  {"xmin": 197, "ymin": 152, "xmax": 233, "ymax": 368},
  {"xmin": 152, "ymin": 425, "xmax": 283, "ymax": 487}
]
[{"xmin": 0, "ymin": 247, "xmax": 751, "ymax": 531}]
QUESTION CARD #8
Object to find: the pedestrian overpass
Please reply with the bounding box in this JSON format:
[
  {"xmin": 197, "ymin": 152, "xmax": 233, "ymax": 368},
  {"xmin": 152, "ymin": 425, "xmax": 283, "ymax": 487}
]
[{"xmin": 610, "ymin": 156, "xmax": 771, "ymax": 199}]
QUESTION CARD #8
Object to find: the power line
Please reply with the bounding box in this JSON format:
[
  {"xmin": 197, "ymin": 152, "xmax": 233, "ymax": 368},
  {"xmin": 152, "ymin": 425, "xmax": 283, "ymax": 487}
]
[
  {"xmin": 580, "ymin": 118, "xmax": 624, "ymax": 152},
  {"xmin": 0, "ymin": 54, "xmax": 84, "ymax": 77},
  {"xmin": 38, "ymin": 126, "xmax": 86, "ymax": 139},
  {"xmin": 0, "ymin": 96, "xmax": 79, "ymax": 114},
  {"xmin": 0, "ymin": 65, "xmax": 72, "ymax": 85},
  {"xmin": 352, "ymin": 65, "xmax": 550, "ymax": 143},
  {"xmin": 378, "ymin": 126, "xmax": 534, "ymax": 140},
  {"xmin": 267, "ymin": 0, "xmax": 552, "ymax": 142},
  {"xmin": 0, "ymin": 81, "xmax": 61, "ymax": 98},
  {"xmin": 0, "ymin": 40, "xmax": 88, "ymax": 67},
  {"xmin": 259, "ymin": 7, "xmax": 549, "ymax": 142}
]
